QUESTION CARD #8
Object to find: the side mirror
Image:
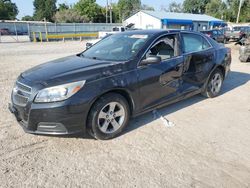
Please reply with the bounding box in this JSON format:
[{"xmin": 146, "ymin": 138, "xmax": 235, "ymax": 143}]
[{"xmin": 140, "ymin": 56, "xmax": 161, "ymax": 65}]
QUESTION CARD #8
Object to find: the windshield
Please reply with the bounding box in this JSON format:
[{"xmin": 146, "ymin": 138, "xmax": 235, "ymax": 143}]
[
  {"xmin": 82, "ymin": 33, "xmax": 152, "ymax": 61},
  {"xmin": 233, "ymin": 26, "xmax": 248, "ymax": 31}
]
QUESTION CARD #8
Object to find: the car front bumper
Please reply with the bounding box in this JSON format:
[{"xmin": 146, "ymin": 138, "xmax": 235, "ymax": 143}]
[{"xmin": 8, "ymin": 100, "xmax": 89, "ymax": 136}]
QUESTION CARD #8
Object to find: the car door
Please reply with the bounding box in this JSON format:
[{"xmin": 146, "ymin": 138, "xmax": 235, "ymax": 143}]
[
  {"xmin": 180, "ymin": 32, "xmax": 215, "ymax": 93},
  {"xmin": 137, "ymin": 33, "xmax": 184, "ymax": 111}
]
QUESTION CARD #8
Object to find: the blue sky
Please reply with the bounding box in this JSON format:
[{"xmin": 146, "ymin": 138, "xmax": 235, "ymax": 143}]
[{"xmin": 12, "ymin": 0, "xmax": 183, "ymax": 19}]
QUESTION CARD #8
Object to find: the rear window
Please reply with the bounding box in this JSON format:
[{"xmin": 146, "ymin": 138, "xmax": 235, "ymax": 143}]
[{"xmin": 182, "ymin": 33, "xmax": 211, "ymax": 53}]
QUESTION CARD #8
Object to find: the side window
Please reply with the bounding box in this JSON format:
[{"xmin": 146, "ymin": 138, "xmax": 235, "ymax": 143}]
[
  {"xmin": 202, "ymin": 37, "xmax": 211, "ymax": 50},
  {"xmin": 146, "ymin": 34, "xmax": 178, "ymax": 61},
  {"xmin": 182, "ymin": 33, "xmax": 211, "ymax": 53}
]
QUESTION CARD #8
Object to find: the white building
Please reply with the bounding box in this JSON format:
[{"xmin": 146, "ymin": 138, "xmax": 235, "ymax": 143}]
[{"xmin": 125, "ymin": 10, "xmax": 226, "ymax": 31}]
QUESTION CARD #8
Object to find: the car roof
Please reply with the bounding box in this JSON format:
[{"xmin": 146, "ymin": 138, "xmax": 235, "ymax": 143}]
[
  {"xmin": 122, "ymin": 29, "xmax": 203, "ymax": 36},
  {"xmin": 123, "ymin": 29, "xmax": 177, "ymax": 35}
]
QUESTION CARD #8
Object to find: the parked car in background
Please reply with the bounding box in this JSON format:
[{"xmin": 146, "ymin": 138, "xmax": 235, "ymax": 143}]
[
  {"xmin": 225, "ymin": 26, "xmax": 250, "ymax": 41},
  {"xmin": 239, "ymin": 27, "xmax": 250, "ymax": 40},
  {"xmin": 201, "ymin": 29, "xmax": 226, "ymax": 43},
  {"xmin": 0, "ymin": 28, "xmax": 12, "ymax": 35},
  {"xmin": 9, "ymin": 30, "xmax": 231, "ymax": 140}
]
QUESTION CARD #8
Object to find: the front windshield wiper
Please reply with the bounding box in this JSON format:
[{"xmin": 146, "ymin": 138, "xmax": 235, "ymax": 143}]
[
  {"xmin": 79, "ymin": 54, "xmax": 100, "ymax": 60},
  {"xmin": 86, "ymin": 56, "xmax": 102, "ymax": 60},
  {"xmin": 91, "ymin": 56, "xmax": 99, "ymax": 60}
]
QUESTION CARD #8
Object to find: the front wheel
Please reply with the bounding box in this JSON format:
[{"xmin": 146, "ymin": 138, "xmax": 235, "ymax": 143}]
[
  {"xmin": 202, "ymin": 69, "xmax": 224, "ymax": 98},
  {"xmin": 87, "ymin": 93, "xmax": 130, "ymax": 140}
]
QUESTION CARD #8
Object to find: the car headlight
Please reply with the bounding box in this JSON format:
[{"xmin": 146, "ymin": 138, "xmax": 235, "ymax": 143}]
[{"xmin": 35, "ymin": 80, "xmax": 86, "ymax": 103}]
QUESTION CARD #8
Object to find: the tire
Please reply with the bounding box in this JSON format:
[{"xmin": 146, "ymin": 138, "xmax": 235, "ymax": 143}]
[
  {"xmin": 87, "ymin": 93, "xmax": 130, "ymax": 140},
  {"xmin": 202, "ymin": 69, "xmax": 224, "ymax": 98}
]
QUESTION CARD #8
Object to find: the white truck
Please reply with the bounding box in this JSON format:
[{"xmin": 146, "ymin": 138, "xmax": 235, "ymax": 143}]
[{"xmin": 98, "ymin": 26, "xmax": 126, "ymax": 38}]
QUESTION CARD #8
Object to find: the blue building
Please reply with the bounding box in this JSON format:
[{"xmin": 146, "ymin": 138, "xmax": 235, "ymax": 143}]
[{"xmin": 125, "ymin": 10, "xmax": 227, "ymax": 31}]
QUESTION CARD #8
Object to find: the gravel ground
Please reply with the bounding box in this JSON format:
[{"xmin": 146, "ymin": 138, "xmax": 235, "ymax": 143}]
[{"xmin": 0, "ymin": 41, "xmax": 250, "ymax": 188}]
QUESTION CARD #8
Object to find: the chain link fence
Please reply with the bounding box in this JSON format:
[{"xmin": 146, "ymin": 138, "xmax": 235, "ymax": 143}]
[{"xmin": 0, "ymin": 21, "xmax": 122, "ymax": 42}]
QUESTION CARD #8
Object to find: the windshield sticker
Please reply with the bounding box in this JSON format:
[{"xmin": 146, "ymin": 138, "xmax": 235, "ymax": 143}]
[{"xmin": 129, "ymin": 35, "xmax": 148, "ymax": 39}]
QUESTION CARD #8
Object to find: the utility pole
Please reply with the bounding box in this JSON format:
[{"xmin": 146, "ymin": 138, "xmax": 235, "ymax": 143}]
[
  {"xmin": 236, "ymin": 0, "xmax": 244, "ymax": 23},
  {"xmin": 106, "ymin": 0, "xmax": 108, "ymax": 23},
  {"xmin": 109, "ymin": 0, "xmax": 112, "ymax": 23}
]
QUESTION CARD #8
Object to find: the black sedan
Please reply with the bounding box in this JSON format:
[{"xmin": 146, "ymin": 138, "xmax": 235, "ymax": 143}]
[{"xmin": 9, "ymin": 30, "xmax": 231, "ymax": 139}]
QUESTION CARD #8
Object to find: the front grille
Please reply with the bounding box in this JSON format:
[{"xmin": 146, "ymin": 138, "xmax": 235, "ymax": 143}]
[
  {"xmin": 12, "ymin": 81, "xmax": 32, "ymax": 106},
  {"xmin": 16, "ymin": 81, "xmax": 32, "ymax": 93}
]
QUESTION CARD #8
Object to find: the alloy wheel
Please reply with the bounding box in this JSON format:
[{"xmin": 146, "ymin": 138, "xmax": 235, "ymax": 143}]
[
  {"xmin": 210, "ymin": 73, "xmax": 222, "ymax": 95},
  {"xmin": 97, "ymin": 102, "xmax": 125, "ymax": 134}
]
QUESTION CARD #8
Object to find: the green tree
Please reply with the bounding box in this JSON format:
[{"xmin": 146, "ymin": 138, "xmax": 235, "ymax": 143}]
[
  {"xmin": 21, "ymin": 15, "xmax": 34, "ymax": 21},
  {"xmin": 118, "ymin": 0, "xmax": 141, "ymax": 21},
  {"xmin": 205, "ymin": 0, "xmax": 226, "ymax": 19},
  {"xmin": 226, "ymin": 0, "xmax": 250, "ymax": 22},
  {"xmin": 239, "ymin": 0, "xmax": 250, "ymax": 22},
  {"xmin": 58, "ymin": 3, "xmax": 69, "ymax": 11},
  {"xmin": 0, "ymin": 0, "xmax": 18, "ymax": 20},
  {"xmin": 74, "ymin": 0, "xmax": 105, "ymax": 22},
  {"xmin": 110, "ymin": 3, "xmax": 121, "ymax": 23},
  {"xmin": 204, "ymin": 0, "xmax": 250, "ymax": 22},
  {"xmin": 54, "ymin": 8, "xmax": 89, "ymax": 23},
  {"xmin": 183, "ymin": 0, "xmax": 211, "ymax": 14},
  {"xmin": 33, "ymin": 0, "xmax": 57, "ymax": 22},
  {"xmin": 167, "ymin": 2, "xmax": 183, "ymax": 13}
]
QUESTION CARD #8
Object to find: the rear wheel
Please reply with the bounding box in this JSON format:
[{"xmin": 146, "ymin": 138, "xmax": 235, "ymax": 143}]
[
  {"xmin": 202, "ymin": 69, "xmax": 224, "ymax": 98},
  {"xmin": 87, "ymin": 93, "xmax": 130, "ymax": 140}
]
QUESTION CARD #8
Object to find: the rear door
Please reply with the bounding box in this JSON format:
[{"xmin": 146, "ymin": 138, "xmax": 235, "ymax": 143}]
[
  {"xmin": 137, "ymin": 33, "xmax": 184, "ymax": 111},
  {"xmin": 180, "ymin": 32, "xmax": 215, "ymax": 93}
]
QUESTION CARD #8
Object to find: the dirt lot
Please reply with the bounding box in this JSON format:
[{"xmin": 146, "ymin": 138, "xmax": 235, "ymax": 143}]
[{"xmin": 0, "ymin": 41, "xmax": 250, "ymax": 188}]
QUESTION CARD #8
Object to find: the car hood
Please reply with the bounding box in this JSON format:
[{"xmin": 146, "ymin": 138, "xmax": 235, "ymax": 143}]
[{"xmin": 21, "ymin": 55, "xmax": 123, "ymax": 86}]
